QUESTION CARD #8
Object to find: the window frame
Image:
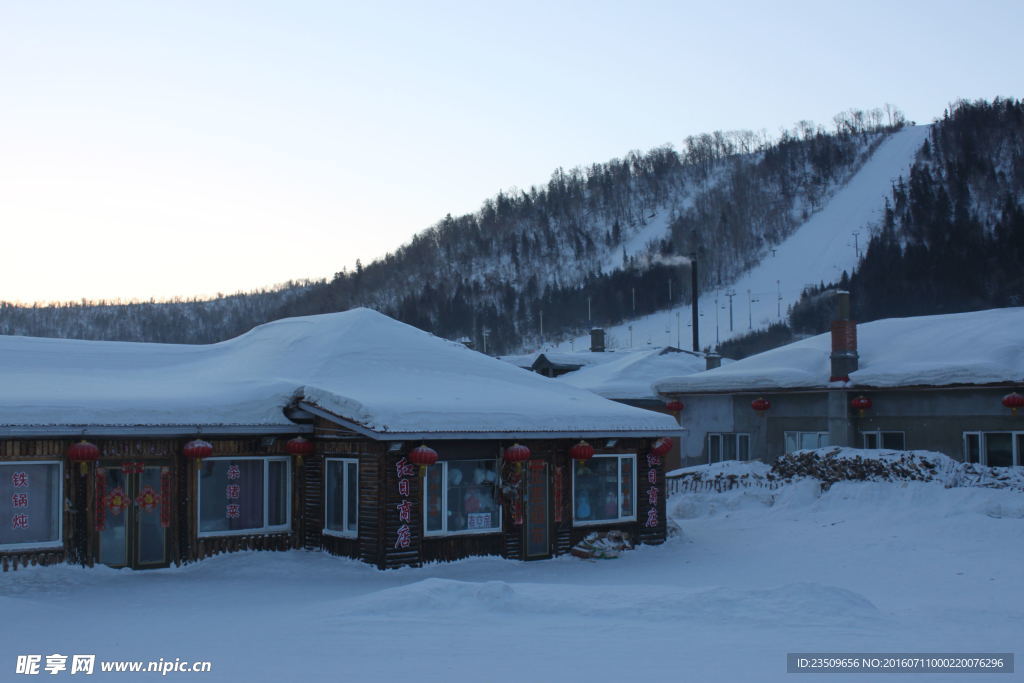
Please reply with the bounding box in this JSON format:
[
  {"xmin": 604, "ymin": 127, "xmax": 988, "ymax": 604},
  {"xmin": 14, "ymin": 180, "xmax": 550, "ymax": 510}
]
[
  {"xmin": 963, "ymin": 431, "xmax": 1024, "ymax": 468},
  {"xmin": 322, "ymin": 457, "xmax": 359, "ymax": 539},
  {"xmin": 705, "ymin": 433, "xmax": 751, "ymax": 464},
  {"xmin": 196, "ymin": 455, "xmax": 292, "ymax": 538},
  {"xmin": 571, "ymin": 453, "xmax": 637, "ymax": 527},
  {"xmin": 423, "ymin": 459, "xmax": 503, "ymax": 538},
  {"xmin": 784, "ymin": 431, "xmax": 830, "ymax": 453},
  {"xmin": 0, "ymin": 460, "xmax": 64, "ymax": 552},
  {"xmin": 861, "ymin": 430, "xmax": 906, "ymax": 450}
]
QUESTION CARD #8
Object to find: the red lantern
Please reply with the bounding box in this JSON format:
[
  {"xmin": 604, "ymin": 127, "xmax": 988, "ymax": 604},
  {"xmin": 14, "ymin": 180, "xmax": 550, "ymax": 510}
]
[
  {"xmin": 651, "ymin": 437, "xmax": 673, "ymax": 457},
  {"xmin": 569, "ymin": 440, "xmax": 594, "ymax": 461},
  {"xmin": 665, "ymin": 399, "xmax": 685, "ymax": 413},
  {"xmin": 68, "ymin": 440, "xmax": 100, "ymax": 476},
  {"xmin": 183, "ymin": 439, "xmax": 213, "ymax": 459},
  {"xmin": 409, "ymin": 444, "xmax": 439, "ymax": 477},
  {"xmin": 503, "ymin": 444, "xmax": 531, "ymax": 472},
  {"xmin": 850, "ymin": 395, "xmax": 872, "ymax": 417},
  {"xmin": 286, "ymin": 436, "xmax": 315, "ymax": 467},
  {"xmin": 751, "ymin": 397, "xmax": 771, "ymax": 414},
  {"xmin": 286, "ymin": 436, "xmax": 315, "ymax": 456},
  {"xmin": 1003, "ymin": 391, "xmax": 1024, "ymax": 416}
]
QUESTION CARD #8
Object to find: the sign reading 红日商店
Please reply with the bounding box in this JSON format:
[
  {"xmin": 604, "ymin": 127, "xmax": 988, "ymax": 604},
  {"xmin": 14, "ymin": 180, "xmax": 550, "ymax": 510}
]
[
  {"xmin": 644, "ymin": 453, "xmax": 660, "ymax": 528},
  {"xmin": 394, "ymin": 457, "xmax": 414, "ymax": 549}
]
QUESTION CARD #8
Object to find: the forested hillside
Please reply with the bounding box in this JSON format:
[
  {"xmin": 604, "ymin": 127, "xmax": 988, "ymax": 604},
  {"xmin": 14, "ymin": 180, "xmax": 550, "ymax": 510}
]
[
  {"xmin": 786, "ymin": 98, "xmax": 1024, "ymax": 341},
  {"xmin": 0, "ymin": 107, "xmax": 905, "ymax": 351}
]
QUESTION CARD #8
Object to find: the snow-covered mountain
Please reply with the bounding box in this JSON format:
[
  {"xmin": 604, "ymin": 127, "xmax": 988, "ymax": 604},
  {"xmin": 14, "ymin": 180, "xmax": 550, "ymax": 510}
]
[{"xmin": 550, "ymin": 126, "xmax": 931, "ymax": 353}]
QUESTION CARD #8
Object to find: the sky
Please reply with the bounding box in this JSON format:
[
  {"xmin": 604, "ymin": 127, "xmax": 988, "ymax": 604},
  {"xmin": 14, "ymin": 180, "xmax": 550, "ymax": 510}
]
[{"xmin": 0, "ymin": 0, "xmax": 1020, "ymax": 304}]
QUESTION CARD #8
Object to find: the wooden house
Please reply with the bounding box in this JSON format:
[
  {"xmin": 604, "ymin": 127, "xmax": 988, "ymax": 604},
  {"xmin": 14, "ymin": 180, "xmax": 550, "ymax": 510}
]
[{"xmin": 0, "ymin": 309, "xmax": 681, "ymax": 571}]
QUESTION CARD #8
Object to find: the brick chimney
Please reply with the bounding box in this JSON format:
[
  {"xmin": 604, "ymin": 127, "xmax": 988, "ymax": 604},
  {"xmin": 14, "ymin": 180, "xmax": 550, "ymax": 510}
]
[
  {"xmin": 590, "ymin": 328, "xmax": 606, "ymax": 353},
  {"xmin": 829, "ymin": 291, "xmax": 858, "ymax": 382},
  {"xmin": 705, "ymin": 352, "xmax": 722, "ymax": 370}
]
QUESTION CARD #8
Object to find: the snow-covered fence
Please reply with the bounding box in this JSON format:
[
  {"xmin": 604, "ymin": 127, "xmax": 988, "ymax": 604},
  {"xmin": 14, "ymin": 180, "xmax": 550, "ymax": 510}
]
[{"xmin": 666, "ymin": 472, "xmax": 785, "ymax": 497}]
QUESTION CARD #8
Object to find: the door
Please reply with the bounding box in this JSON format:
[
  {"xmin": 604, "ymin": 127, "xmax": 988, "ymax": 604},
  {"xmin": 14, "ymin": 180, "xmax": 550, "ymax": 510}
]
[
  {"xmin": 97, "ymin": 462, "xmax": 171, "ymax": 569},
  {"xmin": 523, "ymin": 460, "xmax": 551, "ymax": 559}
]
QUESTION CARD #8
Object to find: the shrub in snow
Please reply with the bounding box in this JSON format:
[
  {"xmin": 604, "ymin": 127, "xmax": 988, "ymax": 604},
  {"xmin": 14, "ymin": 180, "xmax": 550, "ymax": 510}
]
[{"xmin": 570, "ymin": 531, "xmax": 633, "ymax": 559}]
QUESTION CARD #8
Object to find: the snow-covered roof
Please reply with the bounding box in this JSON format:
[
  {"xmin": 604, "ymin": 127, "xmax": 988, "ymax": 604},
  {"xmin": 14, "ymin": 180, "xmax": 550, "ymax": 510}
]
[
  {"xmin": 0, "ymin": 308, "xmax": 680, "ymax": 438},
  {"xmin": 559, "ymin": 348, "xmax": 708, "ymax": 400},
  {"xmin": 655, "ymin": 308, "xmax": 1024, "ymax": 394}
]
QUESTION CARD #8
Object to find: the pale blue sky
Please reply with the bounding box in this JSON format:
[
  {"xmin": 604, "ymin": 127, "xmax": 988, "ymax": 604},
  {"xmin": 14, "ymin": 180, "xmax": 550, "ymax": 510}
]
[{"xmin": 1, "ymin": 0, "xmax": 1019, "ymax": 303}]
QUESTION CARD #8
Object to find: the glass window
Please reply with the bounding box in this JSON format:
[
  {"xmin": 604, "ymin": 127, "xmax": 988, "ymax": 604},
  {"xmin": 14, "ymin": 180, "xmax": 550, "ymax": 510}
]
[
  {"xmin": 985, "ymin": 433, "xmax": 1013, "ymax": 468},
  {"xmin": 863, "ymin": 432, "xmax": 878, "ymax": 449},
  {"xmin": 324, "ymin": 458, "xmax": 358, "ymax": 538},
  {"xmin": 198, "ymin": 457, "xmax": 290, "ymax": 536},
  {"xmin": 706, "ymin": 434, "xmax": 751, "ymax": 463},
  {"xmin": 573, "ymin": 454, "xmax": 636, "ymax": 525},
  {"xmin": 964, "ymin": 433, "xmax": 980, "ymax": 464},
  {"xmin": 737, "ymin": 434, "xmax": 750, "ymax": 461},
  {"xmin": 785, "ymin": 431, "xmax": 829, "ymax": 452},
  {"xmin": 424, "ymin": 460, "xmax": 500, "ymax": 536},
  {"xmin": 863, "ymin": 431, "xmax": 905, "ymax": 450},
  {"xmin": 0, "ymin": 461, "xmax": 62, "ymax": 550}
]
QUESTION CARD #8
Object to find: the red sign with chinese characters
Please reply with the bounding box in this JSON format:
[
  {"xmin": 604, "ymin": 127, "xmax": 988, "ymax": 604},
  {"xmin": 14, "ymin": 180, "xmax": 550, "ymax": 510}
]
[
  {"xmin": 644, "ymin": 453, "xmax": 661, "ymax": 528},
  {"xmin": 394, "ymin": 457, "xmax": 414, "ymax": 550}
]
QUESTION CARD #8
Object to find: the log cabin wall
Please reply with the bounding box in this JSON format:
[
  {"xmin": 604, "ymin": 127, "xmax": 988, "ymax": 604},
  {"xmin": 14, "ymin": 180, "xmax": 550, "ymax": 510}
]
[{"xmin": 306, "ymin": 438, "xmax": 385, "ymax": 568}]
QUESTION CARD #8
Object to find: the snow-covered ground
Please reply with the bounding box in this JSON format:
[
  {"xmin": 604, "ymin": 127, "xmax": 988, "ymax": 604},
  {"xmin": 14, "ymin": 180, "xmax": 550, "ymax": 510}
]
[
  {"xmin": 3, "ymin": 467, "xmax": 1022, "ymax": 681},
  {"xmin": 553, "ymin": 125, "xmax": 932, "ymax": 352}
]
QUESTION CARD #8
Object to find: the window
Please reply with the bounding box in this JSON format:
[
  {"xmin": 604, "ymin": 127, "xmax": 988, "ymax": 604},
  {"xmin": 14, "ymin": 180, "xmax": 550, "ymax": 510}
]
[
  {"xmin": 424, "ymin": 459, "xmax": 500, "ymax": 536},
  {"xmin": 862, "ymin": 431, "xmax": 906, "ymax": 450},
  {"xmin": 0, "ymin": 461, "xmax": 62, "ymax": 551},
  {"xmin": 706, "ymin": 433, "xmax": 750, "ymax": 463},
  {"xmin": 784, "ymin": 431, "xmax": 830, "ymax": 453},
  {"xmin": 573, "ymin": 454, "xmax": 636, "ymax": 525},
  {"xmin": 198, "ymin": 457, "xmax": 291, "ymax": 537},
  {"xmin": 324, "ymin": 458, "xmax": 359, "ymax": 538},
  {"xmin": 964, "ymin": 432, "xmax": 1024, "ymax": 468}
]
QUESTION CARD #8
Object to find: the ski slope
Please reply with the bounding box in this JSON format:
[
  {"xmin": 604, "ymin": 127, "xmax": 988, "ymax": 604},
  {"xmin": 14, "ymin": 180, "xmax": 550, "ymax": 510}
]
[{"xmin": 554, "ymin": 125, "xmax": 932, "ymax": 353}]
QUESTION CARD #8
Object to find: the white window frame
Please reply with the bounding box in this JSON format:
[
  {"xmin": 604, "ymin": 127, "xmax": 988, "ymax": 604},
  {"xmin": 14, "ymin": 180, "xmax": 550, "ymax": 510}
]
[
  {"xmin": 705, "ymin": 433, "xmax": 751, "ymax": 463},
  {"xmin": 0, "ymin": 460, "xmax": 64, "ymax": 551},
  {"xmin": 862, "ymin": 430, "xmax": 906, "ymax": 450},
  {"xmin": 572, "ymin": 453, "xmax": 637, "ymax": 527},
  {"xmin": 197, "ymin": 456, "xmax": 291, "ymax": 538},
  {"xmin": 784, "ymin": 431, "xmax": 830, "ymax": 452},
  {"xmin": 323, "ymin": 457, "xmax": 359, "ymax": 539},
  {"xmin": 963, "ymin": 431, "xmax": 1024, "ymax": 468},
  {"xmin": 423, "ymin": 459, "xmax": 502, "ymax": 537}
]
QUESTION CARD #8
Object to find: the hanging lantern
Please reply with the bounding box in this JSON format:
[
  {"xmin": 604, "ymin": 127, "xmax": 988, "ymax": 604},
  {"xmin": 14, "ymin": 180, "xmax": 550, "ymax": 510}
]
[
  {"xmin": 569, "ymin": 440, "xmax": 594, "ymax": 462},
  {"xmin": 183, "ymin": 439, "xmax": 213, "ymax": 459},
  {"xmin": 286, "ymin": 436, "xmax": 315, "ymax": 467},
  {"xmin": 664, "ymin": 399, "xmax": 685, "ymax": 413},
  {"xmin": 850, "ymin": 395, "xmax": 872, "ymax": 417},
  {"xmin": 67, "ymin": 440, "xmax": 100, "ymax": 476},
  {"xmin": 409, "ymin": 444, "xmax": 439, "ymax": 478},
  {"xmin": 751, "ymin": 397, "xmax": 771, "ymax": 415},
  {"xmin": 1002, "ymin": 391, "xmax": 1024, "ymax": 416},
  {"xmin": 503, "ymin": 443, "xmax": 531, "ymax": 472},
  {"xmin": 651, "ymin": 437, "xmax": 673, "ymax": 457}
]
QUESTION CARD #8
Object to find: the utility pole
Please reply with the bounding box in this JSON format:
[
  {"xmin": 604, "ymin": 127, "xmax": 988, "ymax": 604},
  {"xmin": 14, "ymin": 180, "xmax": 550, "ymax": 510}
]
[
  {"xmin": 668, "ymin": 279, "xmax": 672, "ymax": 304},
  {"xmin": 747, "ymin": 289, "xmax": 760, "ymax": 329},
  {"xmin": 629, "ymin": 324, "xmax": 634, "ymax": 348},
  {"xmin": 776, "ymin": 280, "xmax": 782, "ymax": 318},
  {"xmin": 631, "ymin": 287, "xmax": 636, "ymax": 314},
  {"xmin": 690, "ymin": 254, "xmax": 699, "ymax": 352},
  {"xmin": 725, "ymin": 289, "xmax": 736, "ymax": 332},
  {"xmin": 852, "ymin": 230, "xmax": 860, "ymax": 258},
  {"xmin": 675, "ymin": 311, "xmax": 680, "ymax": 348},
  {"xmin": 715, "ymin": 297, "xmax": 720, "ymax": 346},
  {"xmin": 587, "ymin": 296, "xmax": 591, "ymax": 322},
  {"xmin": 539, "ymin": 310, "xmax": 544, "ymax": 341}
]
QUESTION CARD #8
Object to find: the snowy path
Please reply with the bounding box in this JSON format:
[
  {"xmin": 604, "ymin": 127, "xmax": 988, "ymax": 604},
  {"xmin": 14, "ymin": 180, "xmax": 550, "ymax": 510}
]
[
  {"xmin": 557, "ymin": 125, "xmax": 932, "ymax": 352},
  {"xmin": 2, "ymin": 478, "xmax": 1022, "ymax": 681}
]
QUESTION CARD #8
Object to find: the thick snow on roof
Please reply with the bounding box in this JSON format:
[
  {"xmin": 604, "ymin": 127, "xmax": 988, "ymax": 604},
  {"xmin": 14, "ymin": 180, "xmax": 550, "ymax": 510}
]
[
  {"xmin": 0, "ymin": 308, "xmax": 679, "ymax": 437},
  {"xmin": 655, "ymin": 308, "xmax": 1024, "ymax": 394},
  {"xmin": 559, "ymin": 348, "xmax": 707, "ymax": 400}
]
